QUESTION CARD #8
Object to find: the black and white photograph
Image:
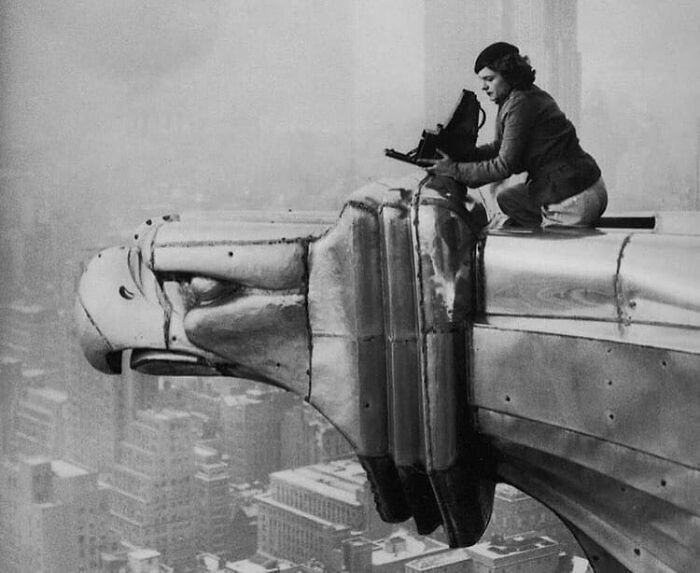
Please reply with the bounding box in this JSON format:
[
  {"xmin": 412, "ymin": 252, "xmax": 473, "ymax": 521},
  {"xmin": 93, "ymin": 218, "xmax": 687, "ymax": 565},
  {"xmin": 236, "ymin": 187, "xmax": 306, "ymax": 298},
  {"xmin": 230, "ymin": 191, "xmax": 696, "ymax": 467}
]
[{"xmin": 1, "ymin": 2, "xmax": 698, "ymax": 572}]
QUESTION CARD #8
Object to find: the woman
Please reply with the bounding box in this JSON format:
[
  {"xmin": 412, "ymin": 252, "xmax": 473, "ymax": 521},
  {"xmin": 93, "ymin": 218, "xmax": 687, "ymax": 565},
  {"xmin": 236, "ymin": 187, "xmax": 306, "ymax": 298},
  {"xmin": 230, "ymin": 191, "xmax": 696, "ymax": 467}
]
[{"xmin": 426, "ymin": 42, "xmax": 607, "ymax": 227}]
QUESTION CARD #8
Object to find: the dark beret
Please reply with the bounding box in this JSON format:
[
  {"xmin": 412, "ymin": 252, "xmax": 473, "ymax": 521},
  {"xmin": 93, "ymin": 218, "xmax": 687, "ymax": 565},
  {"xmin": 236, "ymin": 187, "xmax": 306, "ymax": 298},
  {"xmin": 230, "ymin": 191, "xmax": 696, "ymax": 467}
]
[{"xmin": 474, "ymin": 42, "xmax": 519, "ymax": 73}]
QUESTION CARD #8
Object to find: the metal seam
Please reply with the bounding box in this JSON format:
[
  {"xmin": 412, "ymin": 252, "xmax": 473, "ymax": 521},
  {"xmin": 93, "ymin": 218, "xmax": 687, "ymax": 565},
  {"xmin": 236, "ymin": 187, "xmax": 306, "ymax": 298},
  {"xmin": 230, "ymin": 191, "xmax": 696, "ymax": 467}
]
[
  {"xmin": 411, "ymin": 185, "xmax": 434, "ymax": 465},
  {"xmin": 301, "ymin": 240, "xmax": 313, "ymax": 401},
  {"xmin": 614, "ymin": 234, "xmax": 633, "ymax": 330},
  {"xmin": 480, "ymin": 407, "xmax": 700, "ymax": 473},
  {"xmin": 77, "ymin": 298, "xmax": 114, "ymax": 351}
]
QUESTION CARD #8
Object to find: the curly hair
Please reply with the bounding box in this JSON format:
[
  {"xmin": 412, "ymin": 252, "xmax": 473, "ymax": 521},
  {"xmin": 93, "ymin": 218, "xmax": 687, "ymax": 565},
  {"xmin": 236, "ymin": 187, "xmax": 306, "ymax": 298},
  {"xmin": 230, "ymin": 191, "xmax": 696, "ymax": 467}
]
[{"xmin": 489, "ymin": 53, "xmax": 536, "ymax": 89}]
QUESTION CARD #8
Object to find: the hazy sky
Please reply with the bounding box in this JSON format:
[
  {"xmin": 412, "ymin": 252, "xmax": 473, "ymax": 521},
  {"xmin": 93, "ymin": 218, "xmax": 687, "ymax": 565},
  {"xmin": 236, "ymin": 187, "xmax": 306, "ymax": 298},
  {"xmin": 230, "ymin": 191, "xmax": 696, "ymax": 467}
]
[
  {"xmin": 1, "ymin": 1, "xmax": 699, "ymax": 230},
  {"xmin": 579, "ymin": 0, "xmax": 700, "ymax": 111}
]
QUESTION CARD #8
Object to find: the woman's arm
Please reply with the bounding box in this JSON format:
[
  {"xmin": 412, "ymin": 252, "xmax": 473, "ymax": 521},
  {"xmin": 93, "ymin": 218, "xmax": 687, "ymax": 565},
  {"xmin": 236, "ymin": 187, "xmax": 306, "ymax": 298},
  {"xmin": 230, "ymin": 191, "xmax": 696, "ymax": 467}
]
[{"xmin": 429, "ymin": 94, "xmax": 537, "ymax": 187}]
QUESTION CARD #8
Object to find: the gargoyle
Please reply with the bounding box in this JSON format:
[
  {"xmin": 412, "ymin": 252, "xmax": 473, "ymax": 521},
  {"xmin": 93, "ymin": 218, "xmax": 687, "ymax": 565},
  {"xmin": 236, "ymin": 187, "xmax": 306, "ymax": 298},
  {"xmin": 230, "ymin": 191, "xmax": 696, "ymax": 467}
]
[{"xmin": 75, "ymin": 173, "xmax": 699, "ymax": 572}]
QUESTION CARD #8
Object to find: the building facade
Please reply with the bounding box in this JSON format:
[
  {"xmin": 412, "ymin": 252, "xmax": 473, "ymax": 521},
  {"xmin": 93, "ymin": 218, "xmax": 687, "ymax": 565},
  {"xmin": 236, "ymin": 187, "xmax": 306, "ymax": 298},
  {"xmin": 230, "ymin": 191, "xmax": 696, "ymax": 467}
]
[
  {"xmin": 280, "ymin": 404, "xmax": 354, "ymax": 470},
  {"xmin": 0, "ymin": 455, "xmax": 112, "ymax": 573},
  {"xmin": 256, "ymin": 459, "xmax": 393, "ymax": 568},
  {"xmin": 194, "ymin": 445, "xmax": 231, "ymax": 557},
  {"xmin": 466, "ymin": 533, "xmax": 560, "ymax": 573},
  {"xmin": 110, "ymin": 409, "xmax": 196, "ymax": 573},
  {"xmin": 13, "ymin": 385, "xmax": 68, "ymax": 458}
]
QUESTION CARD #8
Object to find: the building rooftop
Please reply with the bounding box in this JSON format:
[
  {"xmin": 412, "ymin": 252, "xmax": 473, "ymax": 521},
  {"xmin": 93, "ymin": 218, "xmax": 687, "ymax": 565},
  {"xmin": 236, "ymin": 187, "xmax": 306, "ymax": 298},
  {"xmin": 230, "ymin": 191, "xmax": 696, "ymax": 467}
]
[
  {"xmin": 130, "ymin": 548, "xmax": 161, "ymax": 560},
  {"xmin": 51, "ymin": 460, "xmax": 90, "ymax": 478},
  {"xmin": 256, "ymin": 494, "xmax": 349, "ymax": 530},
  {"xmin": 372, "ymin": 531, "xmax": 449, "ymax": 565},
  {"xmin": 27, "ymin": 385, "xmax": 68, "ymax": 403},
  {"xmin": 271, "ymin": 460, "xmax": 364, "ymax": 505},
  {"xmin": 467, "ymin": 533, "xmax": 558, "ymax": 560},
  {"xmin": 406, "ymin": 548, "xmax": 472, "ymax": 570},
  {"xmin": 225, "ymin": 554, "xmax": 298, "ymax": 573}
]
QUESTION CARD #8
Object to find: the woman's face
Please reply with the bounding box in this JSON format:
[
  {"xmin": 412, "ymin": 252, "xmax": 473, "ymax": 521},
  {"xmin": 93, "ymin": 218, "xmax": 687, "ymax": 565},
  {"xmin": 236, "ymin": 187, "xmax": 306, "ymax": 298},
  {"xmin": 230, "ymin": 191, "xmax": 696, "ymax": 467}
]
[{"xmin": 477, "ymin": 67, "xmax": 511, "ymax": 104}]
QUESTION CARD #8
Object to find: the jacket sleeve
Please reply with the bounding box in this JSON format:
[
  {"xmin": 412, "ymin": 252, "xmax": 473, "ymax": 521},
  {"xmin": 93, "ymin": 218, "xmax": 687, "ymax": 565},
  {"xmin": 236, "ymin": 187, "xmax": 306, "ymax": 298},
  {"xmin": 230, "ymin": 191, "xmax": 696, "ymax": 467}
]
[
  {"xmin": 473, "ymin": 141, "xmax": 500, "ymax": 161},
  {"xmin": 449, "ymin": 94, "xmax": 537, "ymax": 187}
]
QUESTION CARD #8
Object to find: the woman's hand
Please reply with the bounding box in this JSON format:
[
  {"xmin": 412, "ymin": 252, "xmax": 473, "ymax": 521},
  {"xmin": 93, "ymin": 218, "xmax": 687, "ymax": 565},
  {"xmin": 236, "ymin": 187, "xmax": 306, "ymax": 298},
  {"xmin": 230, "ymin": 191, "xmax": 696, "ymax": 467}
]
[{"xmin": 423, "ymin": 149, "xmax": 457, "ymax": 178}]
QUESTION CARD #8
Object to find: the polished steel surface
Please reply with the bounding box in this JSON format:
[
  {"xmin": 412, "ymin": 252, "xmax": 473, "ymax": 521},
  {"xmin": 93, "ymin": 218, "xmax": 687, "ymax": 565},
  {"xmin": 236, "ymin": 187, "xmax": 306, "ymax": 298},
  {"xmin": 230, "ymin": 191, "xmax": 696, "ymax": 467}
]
[{"xmin": 75, "ymin": 174, "xmax": 700, "ymax": 572}]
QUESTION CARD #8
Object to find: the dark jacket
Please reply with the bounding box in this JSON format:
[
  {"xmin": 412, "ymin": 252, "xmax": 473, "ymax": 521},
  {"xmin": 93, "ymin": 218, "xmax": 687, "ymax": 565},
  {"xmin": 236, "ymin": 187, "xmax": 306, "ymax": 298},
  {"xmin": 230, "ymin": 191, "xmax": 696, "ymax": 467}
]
[{"xmin": 448, "ymin": 85, "xmax": 601, "ymax": 205}]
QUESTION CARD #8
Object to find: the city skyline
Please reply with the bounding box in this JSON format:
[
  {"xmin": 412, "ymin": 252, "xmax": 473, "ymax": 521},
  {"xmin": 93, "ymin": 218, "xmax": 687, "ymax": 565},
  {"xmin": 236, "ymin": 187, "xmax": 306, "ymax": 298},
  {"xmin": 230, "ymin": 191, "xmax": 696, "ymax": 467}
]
[{"xmin": 1, "ymin": 2, "xmax": 699, "ymax": 572}]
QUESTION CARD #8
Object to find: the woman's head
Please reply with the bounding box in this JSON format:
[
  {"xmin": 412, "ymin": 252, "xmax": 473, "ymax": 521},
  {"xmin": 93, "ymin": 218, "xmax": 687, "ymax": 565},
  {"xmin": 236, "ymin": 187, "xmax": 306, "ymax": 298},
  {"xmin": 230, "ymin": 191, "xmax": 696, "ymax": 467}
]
[{"xmin": 474, "ymin": 42, "xmax": 536, "ymax": 102}]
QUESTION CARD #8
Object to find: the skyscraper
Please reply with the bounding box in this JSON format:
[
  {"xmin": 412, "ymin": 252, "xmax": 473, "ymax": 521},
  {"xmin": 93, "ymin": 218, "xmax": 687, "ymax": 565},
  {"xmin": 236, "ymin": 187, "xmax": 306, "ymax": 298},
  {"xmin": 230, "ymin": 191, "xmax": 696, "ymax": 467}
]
[
  {"xmin": 194, "ymin": 445, "xmax": 231, "ymax": 557},
  {"xmin": 0, "ymin": 455, "xmax": 112, "ymax": 573},
  {"xmin": 13, "ymin": 385, "xmax": 68, "ymax": 458},
  {"xmin": 110, "ymin": 409, "xmax": 196, "ymax": 573}
]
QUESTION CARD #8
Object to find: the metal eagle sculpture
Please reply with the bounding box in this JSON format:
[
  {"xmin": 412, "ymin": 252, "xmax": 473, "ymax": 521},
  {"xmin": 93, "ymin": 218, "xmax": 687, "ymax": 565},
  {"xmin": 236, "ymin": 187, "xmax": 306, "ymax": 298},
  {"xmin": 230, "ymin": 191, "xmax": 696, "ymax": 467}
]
[{"xmin": 75, "ymin": 172, "xmax": 699, "ymax": 572}]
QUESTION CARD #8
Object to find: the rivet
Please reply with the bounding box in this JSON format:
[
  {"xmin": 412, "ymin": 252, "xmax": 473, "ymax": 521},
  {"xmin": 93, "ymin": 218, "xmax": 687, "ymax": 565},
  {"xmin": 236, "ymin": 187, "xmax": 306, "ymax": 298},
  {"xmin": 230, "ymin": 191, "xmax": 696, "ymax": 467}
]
[
  {"xmin": 146, "ymin": 219, "xmax": 152, "ymax": 226},
  {"xmin": 228, "ymin": 251, "xmax": 234, "ymax": 257}
]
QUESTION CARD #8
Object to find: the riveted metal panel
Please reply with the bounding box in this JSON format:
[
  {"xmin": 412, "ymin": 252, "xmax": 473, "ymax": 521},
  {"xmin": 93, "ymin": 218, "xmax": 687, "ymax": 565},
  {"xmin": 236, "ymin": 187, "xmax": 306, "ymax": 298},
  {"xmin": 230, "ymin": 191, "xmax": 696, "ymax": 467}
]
[
  {"xmin": 423, "ymin": 331, "xmax": 468, "ymax": 469},
  {"xmin": 378, "ymin": 201, "xmax": 424, "ymax": 466},
  {"xmin": 308, "ymin": 200, "xmax": 388, "ymax": 458},
  {"xmin": 184, "ymin": 293, "xmax": 310, "ymax": 397},
  {"xmin": 482, "ymin": 231, "xmax": 625, "ymax": 320},
  {"xmin": 308, "ymin": 204, "xmax": 384, "ymax": 337},
  {"xmin": 492, "ymin": 433, "xmax": 698, "ymax": 572},
  {"xmin": 151, "ymin": 218, "xmax": 331, "ymax": 244},
  {"xmin": 619, "ymin": 233, "xmax": 700, "ymax": 328},
  {"xmin": 154, "ymin": 241, "xmax": 308, "ymax": 290},
  {"xmin": 387, "ymin": 342, "xmax": 423, "ymax": 464},
  {"xmin": 379, "ymin": 201, "xmax": 418, "ymax": 340},
  {"xmin": 412, "ymin": 194, "xmax": 476, "ymax": 329},
  {"xmin": 479, "ymin": 411, "xmax": 700, "ymax": 519},
  {"xmin": 472, "ymin": 325, "xmax": 700, "ymax": 467}
]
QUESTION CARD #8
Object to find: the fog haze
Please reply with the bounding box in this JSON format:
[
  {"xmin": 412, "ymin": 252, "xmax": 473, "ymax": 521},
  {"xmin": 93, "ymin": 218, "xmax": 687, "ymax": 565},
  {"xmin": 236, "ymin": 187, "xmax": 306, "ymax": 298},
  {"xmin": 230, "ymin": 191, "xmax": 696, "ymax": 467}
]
[{"xmin": 1, "ymin": 2, "xmax": 699, "ymax": 570}]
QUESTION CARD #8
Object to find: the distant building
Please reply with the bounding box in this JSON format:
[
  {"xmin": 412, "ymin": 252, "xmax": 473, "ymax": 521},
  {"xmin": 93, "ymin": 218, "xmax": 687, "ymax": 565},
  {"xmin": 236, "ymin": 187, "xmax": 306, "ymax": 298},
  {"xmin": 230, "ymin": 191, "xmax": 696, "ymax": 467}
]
[
  {"xmin": 482, "ymin": 484, "xmax": 578, "ymax": 556},
  {"xmin": 221, "ymin": 388, "xmax": 294, "ymax": 484},
  {"xmin": 280, "ymin": 403, "xmax": 354, "ymax": 469},
  {"xmin": 370, "ymin": 532, "xmax": 450, "ymax": 573},
  {"xmin": 129, "ymin": 548, "xmax": 175, "ymax": 573},
  {"xmin": 13, "ymin": 385, "xmax": 68, "ymax": 458},
  {"xmin": 229, "ymin": 482, "xmax": 266, "ymax": 560},
  {"xmin": 0, "ymin": 301, "xmax": 62, "ymax": 375},
  {"xmin": 110, "ymin": 409, "xmax": 196, "ymax": 573},
  {"xmin": 256, "ymin": 458, "xmax": 393, "ymax": 567},
  {"xmin": 0, "ymin": 356, "xmax": 22, "ymax": 454},
  {"xmin": 221, "ymin": 553, "xmax": 301, "ymax": 573},
  {"xmin": 465, "ymin": 532, "xmax": 560, "ymax": 573},
  {"xmin": 64, "ymin": 359, "xmax": 157, "ymax": 473},
  {"xmin": 194, "ymin": 445, "xmax": 231, "ymax": 557},
  {"xmin": 0, "ymin": 455, "xmax": 112, "ymax": 573},
  {"xmin": 406, "ymin": 548, "xmax": 473, "ymax": 573}
]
